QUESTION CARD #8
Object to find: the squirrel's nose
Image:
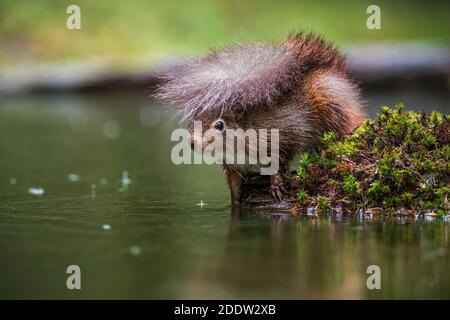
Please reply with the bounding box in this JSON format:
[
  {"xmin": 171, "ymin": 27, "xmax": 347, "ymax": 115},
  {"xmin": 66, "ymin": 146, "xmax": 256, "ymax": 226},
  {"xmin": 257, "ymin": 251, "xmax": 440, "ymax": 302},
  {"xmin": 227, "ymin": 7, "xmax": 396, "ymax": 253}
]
[{"xmin": 190, "ymin": 136, "xmax": 195, "ymax": 150}]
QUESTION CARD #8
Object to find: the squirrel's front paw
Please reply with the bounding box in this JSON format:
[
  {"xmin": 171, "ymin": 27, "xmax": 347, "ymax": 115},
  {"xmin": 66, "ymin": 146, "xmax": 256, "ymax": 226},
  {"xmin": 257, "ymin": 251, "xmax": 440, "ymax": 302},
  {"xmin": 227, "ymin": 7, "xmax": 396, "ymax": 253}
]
[{"xmin": 270, "ymin": 174, "xmax": 287, "ymax": 202}]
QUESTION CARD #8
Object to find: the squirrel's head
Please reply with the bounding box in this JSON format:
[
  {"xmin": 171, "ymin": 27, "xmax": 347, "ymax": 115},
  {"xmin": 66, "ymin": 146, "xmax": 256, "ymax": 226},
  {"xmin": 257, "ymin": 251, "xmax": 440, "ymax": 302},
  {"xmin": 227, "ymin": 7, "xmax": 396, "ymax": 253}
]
[
  {"xmin": 155, "ymin": 32, "xmax": 350, "ymax": 152},
  {"xmin": 188, "ymin": 109, "xmax": 245, "ymax": 151}
]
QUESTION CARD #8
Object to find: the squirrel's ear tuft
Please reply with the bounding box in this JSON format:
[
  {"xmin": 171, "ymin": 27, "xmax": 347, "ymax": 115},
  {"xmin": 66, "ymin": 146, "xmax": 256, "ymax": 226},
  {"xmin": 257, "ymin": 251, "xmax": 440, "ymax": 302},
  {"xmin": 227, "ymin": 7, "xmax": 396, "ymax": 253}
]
[
  {"xmin": 153, "ymin": 44, "xmax": 303, "ymax": 121},
  {"xmin": 153, "ymin": 59, "xmax": 210, "ymax": 120},
  {"xmin": 152, "ymin": 60, "xmax": 198, "ymax": 120}
]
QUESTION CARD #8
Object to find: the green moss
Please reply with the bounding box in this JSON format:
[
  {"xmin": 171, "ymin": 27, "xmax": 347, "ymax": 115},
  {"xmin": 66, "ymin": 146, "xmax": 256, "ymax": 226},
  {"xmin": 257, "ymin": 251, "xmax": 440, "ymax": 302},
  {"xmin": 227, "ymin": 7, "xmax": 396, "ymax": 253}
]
[
  {"xmin": 343, "ymin": 173, "xmax": 360, "ymax": 198},
  {"xmin": 296, "ymin": 153, "xmax": 313, "ymax": 182},
  {"xmin": 368, "ymin": 180, "xmax": 390, "ymax": 197},
  {"xmin": 296, "ymin": 190, "xmax": 308, "ymax": 203},
  {"xmin": 292, "ymin": 105, "xmax": 450, "ymax": 216},
  {"xmin": 321, "ymin": 131, "xmax": 339, "ymax": 145},
  {"xmin": 318, "ymin": 196, "xmax": 331, "ymax": 211},
  {"xmin": 328, "ymin": 139, "xmax": 358, "ymax": 157},
  {"xmin": 296, "ymin": 166, "xmax": 308, "ymax": 183},
  {"xmin": 328, "ymin": 178, "xmax": 339, "ymax": 186}
]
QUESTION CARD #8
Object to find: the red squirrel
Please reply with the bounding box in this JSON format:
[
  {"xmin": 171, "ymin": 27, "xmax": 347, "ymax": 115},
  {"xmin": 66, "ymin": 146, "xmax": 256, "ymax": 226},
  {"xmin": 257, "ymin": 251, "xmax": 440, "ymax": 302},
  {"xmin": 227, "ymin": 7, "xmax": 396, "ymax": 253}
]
[{"xmin": 156, "ymin": 32, "xmax": 365, "ymax": 206}]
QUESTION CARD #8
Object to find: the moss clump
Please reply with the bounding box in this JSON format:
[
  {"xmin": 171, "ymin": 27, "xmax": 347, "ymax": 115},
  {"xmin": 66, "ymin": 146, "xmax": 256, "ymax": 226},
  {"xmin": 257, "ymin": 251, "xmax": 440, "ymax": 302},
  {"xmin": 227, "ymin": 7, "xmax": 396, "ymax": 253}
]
[{"xmin": 291, "ymin": 104, "xmax": 450, "ymax": 216}]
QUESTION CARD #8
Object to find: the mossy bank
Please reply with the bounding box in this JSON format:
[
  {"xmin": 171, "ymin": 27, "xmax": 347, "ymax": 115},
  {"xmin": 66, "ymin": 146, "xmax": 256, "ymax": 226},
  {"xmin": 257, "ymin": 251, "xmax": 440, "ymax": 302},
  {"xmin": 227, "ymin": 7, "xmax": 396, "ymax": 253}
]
[{"xmin": 291, "ymin": 104, "xmax": 449, "ymax": 217}]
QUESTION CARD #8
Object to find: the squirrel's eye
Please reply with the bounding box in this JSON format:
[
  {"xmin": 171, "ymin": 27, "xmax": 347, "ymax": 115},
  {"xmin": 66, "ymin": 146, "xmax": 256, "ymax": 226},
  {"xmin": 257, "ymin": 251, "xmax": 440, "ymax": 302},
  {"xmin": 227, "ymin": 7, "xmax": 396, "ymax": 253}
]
[{"xmin": 214, "ymin": 120, "xmax": 224, "ymax": 131}]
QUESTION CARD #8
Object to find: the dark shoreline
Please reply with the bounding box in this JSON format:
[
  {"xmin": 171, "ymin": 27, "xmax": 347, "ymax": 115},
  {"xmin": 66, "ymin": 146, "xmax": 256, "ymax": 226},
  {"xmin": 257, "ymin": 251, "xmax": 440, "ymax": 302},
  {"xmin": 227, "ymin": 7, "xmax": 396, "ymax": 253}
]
[{"xmin": 0, "ymin": 43, "xmax": 448, "ymax": 97}]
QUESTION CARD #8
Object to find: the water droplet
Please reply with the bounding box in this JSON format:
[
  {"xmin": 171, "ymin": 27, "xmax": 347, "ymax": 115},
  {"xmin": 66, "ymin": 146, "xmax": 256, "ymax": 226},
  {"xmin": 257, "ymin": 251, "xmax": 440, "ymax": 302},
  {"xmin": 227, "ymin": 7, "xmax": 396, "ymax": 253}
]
[
  {"xmin": 197, "ymin": 200, "xmax": 206, "ymax": 208},
  {"xmin": 129, "ymin": 246, "xmax": 141, "ymax": 256},
  {"xmin": 140, "ymin": 106, "xmax": 161, "ymax": 127},
  {"xmin": 68, "ymin": 111, "xmax": 88, "ymax": 130},
  {"xmin": 91, "ymin": 184, "xmax": 96, "ymax": 198},
  {"xmin": 357, "ymin": 208, "xmax": 365, "ymax": 219},
  {"xmin": 424, "ymin": 211, "xmax": 436, "ymax": 222},
  {"xmin": 119, "ymin": 171, "xmax": 132, "ymax": 192},
  {"xmin": 28, "ymin": 187, "xmax": 44, "ymax": 196},
  {"xmin": 122, "ymin": 171, "xmax": 132, "ymax": 186},
  {"xmin": 102, "ymin": 120, "xmax": 121, "ymax": 139},
  {"xmin": 68, "ymin": 174, "xmax": 80, "ymax": 182}
]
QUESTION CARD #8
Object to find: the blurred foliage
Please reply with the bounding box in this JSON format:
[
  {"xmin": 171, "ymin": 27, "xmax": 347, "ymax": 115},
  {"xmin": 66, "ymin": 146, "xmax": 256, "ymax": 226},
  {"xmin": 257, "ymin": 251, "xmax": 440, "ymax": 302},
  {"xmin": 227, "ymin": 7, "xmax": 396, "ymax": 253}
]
[{"xmin": 0, "ymin": 0, "xmax": 449, "ymax": 65}]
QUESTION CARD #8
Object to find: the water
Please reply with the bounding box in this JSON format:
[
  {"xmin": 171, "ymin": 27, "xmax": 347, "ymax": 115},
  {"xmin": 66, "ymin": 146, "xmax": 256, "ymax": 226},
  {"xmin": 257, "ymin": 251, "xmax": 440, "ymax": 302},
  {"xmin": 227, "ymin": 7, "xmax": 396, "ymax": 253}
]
[{"xmin": 0, "ymin": 94, "xmax": 449, "ymax": 299}]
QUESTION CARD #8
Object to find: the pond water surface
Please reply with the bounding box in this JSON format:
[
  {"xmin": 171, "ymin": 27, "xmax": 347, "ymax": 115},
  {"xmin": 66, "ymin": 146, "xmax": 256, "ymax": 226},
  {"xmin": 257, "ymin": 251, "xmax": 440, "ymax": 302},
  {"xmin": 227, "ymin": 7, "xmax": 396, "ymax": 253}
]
[{"xmin": 0, "ymin": 94, "xmax": 448, "ymax": 299}]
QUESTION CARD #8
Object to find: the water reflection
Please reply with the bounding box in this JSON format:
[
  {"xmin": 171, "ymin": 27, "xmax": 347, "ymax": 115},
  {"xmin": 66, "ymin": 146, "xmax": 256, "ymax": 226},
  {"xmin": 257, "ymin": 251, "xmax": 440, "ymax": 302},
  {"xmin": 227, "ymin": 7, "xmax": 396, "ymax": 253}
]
[{"xmin": 179, "ymin": 213, "xmax": 449, "ymax": 299}]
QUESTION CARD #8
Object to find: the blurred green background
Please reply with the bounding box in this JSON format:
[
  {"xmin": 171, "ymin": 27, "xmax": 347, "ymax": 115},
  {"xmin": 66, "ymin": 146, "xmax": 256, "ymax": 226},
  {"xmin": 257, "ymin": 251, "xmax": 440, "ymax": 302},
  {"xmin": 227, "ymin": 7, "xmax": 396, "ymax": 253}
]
[{"xmin": 0, "ymin": 0, "xmax": 449, "ymax": 66}]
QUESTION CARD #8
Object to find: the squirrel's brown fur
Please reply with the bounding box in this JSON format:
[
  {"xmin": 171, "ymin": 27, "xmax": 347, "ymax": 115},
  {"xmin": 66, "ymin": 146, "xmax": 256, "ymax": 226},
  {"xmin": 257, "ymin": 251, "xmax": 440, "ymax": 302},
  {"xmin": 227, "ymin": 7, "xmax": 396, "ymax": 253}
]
[{"xmin": 156, "ymin": 32, "xmax": 366, "ymax": 205}]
